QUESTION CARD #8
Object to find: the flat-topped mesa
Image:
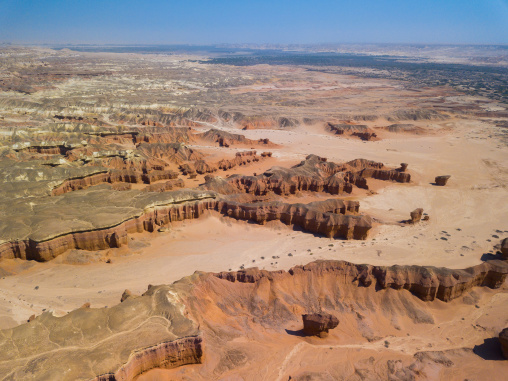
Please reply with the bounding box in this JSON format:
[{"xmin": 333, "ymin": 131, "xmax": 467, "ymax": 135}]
[
  {"xmin": 198, "ymin": 128, "xmax": 275, "ymax": 148},
  {"xmin": 204, "ymin": 155, "xmax": 409, "ymax": 196},
  {"xmin": 51, "ymin": 169, "xmax": 180, "ymax": 195},
  {"xmin": 215, "ymin": 259, "xmax": 508, "ymax": 303},
  {"xmin": 217, "ymin": 150, "xmax": 261, "ymax": 171},
  {"xmin": 0, "ymin": 191, "xmax": 219, "ymax": 261},
  {"xmin": 0, "ymin": 196, "xmax": 370, "ymax": 262},
  {"xmin": 216, "ymin": 198, "xmax": 370, "ymax": 240}
]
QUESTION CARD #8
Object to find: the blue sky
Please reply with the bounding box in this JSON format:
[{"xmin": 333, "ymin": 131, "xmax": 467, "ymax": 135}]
[{"xmin": 1, "ymin": 0, "xmax": 507, "ymax": 44}]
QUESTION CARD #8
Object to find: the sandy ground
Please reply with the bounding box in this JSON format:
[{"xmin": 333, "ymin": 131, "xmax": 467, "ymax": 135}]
[{"xmin": 0, "ymin": 117, "xmax": 507, "ymax": 329}]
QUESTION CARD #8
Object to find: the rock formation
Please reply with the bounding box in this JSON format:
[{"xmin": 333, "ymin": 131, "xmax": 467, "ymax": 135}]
[
  {"xmin": 93, "ymin": 336, "xmax": 203, "ymax": 381},
  {"xmin": 501, "ymin": 238, "xmax": 508, "ymax": 259},
  {"xmin": 199, "ymin": 128, "xmax": 275, "ymax": 147},
  {"xmin": 327, "ymin": 123, "xmax": 378, "ymax": 141},
  {"xmin": 435, "ymin": 175, "xmax": 451, "ymax": 186},
  {"xmin": 1, "ymin": 259, "xmax": 507, "ymax": 379},
  {"xmin": 0, "ymin": 195, "xmax": 372, "ymax": 262},
  {"xmin": 500, "ymin": 328, "xmax": 508, "ymax": 359},
  {"xmin": 215, "ymin": 259, "xmax": 508, "ymax": 303},
  {"xmin": 410, "ymin": 208, "xmax": 424, "ymax": 224},
  {"xmin": 302, "ymin": 313, "xmax": 339, "ymax": 337}
]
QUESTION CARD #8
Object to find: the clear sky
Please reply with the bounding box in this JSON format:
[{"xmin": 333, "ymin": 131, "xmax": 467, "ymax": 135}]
[{"xmin": 1, "ymin": 0, "xmax": 507, "ymax": 45}]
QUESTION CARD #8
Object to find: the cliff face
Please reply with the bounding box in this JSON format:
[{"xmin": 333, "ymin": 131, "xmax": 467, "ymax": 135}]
[
  {"xmin": 1, "ymin": 259, "xmax": 506, "ymax": 380},
  {"xmin": 51, "ymin": 169, "xmax": 180, "ymax": 195},
  {"xmin": 93, "ymin": 336, "xmax": 203, "ymax": 381},
  {"xmin": 0, "ymin": 197, "xmax": 371, "ymax": 262},
  {"xmin": 214, "ymin": 260, "xmax": 508, "ymax": 303},
  {"xmin": 204, "ymin": 154, "xmax": 410, "ymax": 196}
]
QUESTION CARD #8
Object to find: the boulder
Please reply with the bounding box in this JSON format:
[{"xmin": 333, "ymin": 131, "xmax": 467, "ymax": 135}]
[
  {"xmin": 500, "ymin": 328, "xmax": 508, "ymax": 359},
  {"xmin": 435, "ymin": 175, "xmax": 451, "ymax": 186},
  {"xmin": 302, "ymin": 313, "xmax": 339, "ymax": 338},
  {"xmin": 400, "ymin": 163, "xmax": 408, "ymax": 172},
  {"xmin": 410, "ymin": 208, "xmax": 424, "ymax": 224}
]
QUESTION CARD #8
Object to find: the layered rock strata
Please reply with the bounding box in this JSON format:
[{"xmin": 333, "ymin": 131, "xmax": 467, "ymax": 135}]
[
  {"xmin": 0, "ymin": 197, "xmax": 370, "ymax": 262},
  {"xmin": 52, "ymin": 169, "xmax": 180, "ymax": 195},
  {"xmin": 204, "ymin": 155, "xmax": 410, "ymax": 196},
  {"xmin": 1, "ymin": 259, "xmax": 507, "ymax": 380},
  {"xmin": 93, "ymin": 336, "xmax": 203, "ymax": 381},
  {"xmin": 215, "ymin": 259, "xmax": 508, "ymax": 302}
]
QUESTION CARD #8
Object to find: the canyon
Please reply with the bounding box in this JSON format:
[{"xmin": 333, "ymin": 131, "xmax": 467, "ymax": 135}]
[{"xmin": 0, "ymin": 45, "xmax": 507, "ymax": 380}]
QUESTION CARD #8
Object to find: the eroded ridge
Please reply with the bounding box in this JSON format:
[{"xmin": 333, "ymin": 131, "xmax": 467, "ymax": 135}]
[
  {"xmin": 93, "ymin": 336, "xmax": 203, "ymax": 381},
  {"xmin": 1, "ymin": 259, "xmax": 506, "ymax": 380},
  {"xmin": 204, "ymin": 154, "xmax": 410, "ymax": 196},
  {"xmin": 214, "ymin": 259, "xmax": 508, "ymax": 302},
  {"xmin": 0, "ymin": 197, "xmax": 371, "ymax": 261}
]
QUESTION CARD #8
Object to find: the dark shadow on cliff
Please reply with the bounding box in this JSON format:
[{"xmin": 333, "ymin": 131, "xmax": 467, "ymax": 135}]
[
  {"xmin": 473, "ymin": 338, "xmax": 505, "ymax": 360},
  {"xmin": 480, "ymin": 252, "xmax": 504, "ymax": 261}
]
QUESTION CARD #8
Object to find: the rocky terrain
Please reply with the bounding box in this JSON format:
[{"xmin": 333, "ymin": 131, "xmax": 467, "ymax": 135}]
[
  {"xmin": 1, "ymin": 260, "xmax": 507, "ymax": 380},
  {"xmin": 0, "ymin": 46, "xmax": 507, "ymax": 380}
]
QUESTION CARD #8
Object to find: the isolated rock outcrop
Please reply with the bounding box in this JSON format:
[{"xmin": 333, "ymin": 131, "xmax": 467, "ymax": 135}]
[
  {"xmin": 435, "ymin": 175, "xmax": 451, "ymax": 186},
  {"xmin": 302, "ymin": 313, "xmax": 339, "ymax": 337},
  {"xmin": 410, "ymin": 208, "xmax": 424, "ymax": 224},
  {"xmin": 2, "ymin": 259, "xmax": 508, "ymax": 380},
  {"xmin": 500, "ymin": 328, "xmax": 508, "ymax": 359}
]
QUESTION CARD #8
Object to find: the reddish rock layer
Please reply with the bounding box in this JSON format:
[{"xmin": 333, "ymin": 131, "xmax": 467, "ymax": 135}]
[
  {"xmin": 199, "ymin": 128, "xmax": 274, "ymax": 147},
  {"xmin": 217, "ymin": 151, "xmax": 261, "ymax": 171},
  {"xmin": 93, "ymin": 336, "xmax": 203, "ymax": 381},
  {"xmin": 205, "ymin": 155, "xmax": 410, "ymax": 196},
  {"xmin": 51, "ymin": 169, "xmax": 179, "ymax": 195},
  {"xmin": 214, "ymin": 259, "xmax": 508, "ymax": 303}
]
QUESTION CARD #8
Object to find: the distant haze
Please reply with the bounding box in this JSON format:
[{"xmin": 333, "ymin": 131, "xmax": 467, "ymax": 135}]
[{"xmin": 1, "ymin": 0, "xmax": 507, "ymax": 45}]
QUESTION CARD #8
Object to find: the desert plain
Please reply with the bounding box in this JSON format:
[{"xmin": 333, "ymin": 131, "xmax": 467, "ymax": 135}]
[{"xmin": 0, "ymin": 45, "xmax": 507, "ymax": 380}]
